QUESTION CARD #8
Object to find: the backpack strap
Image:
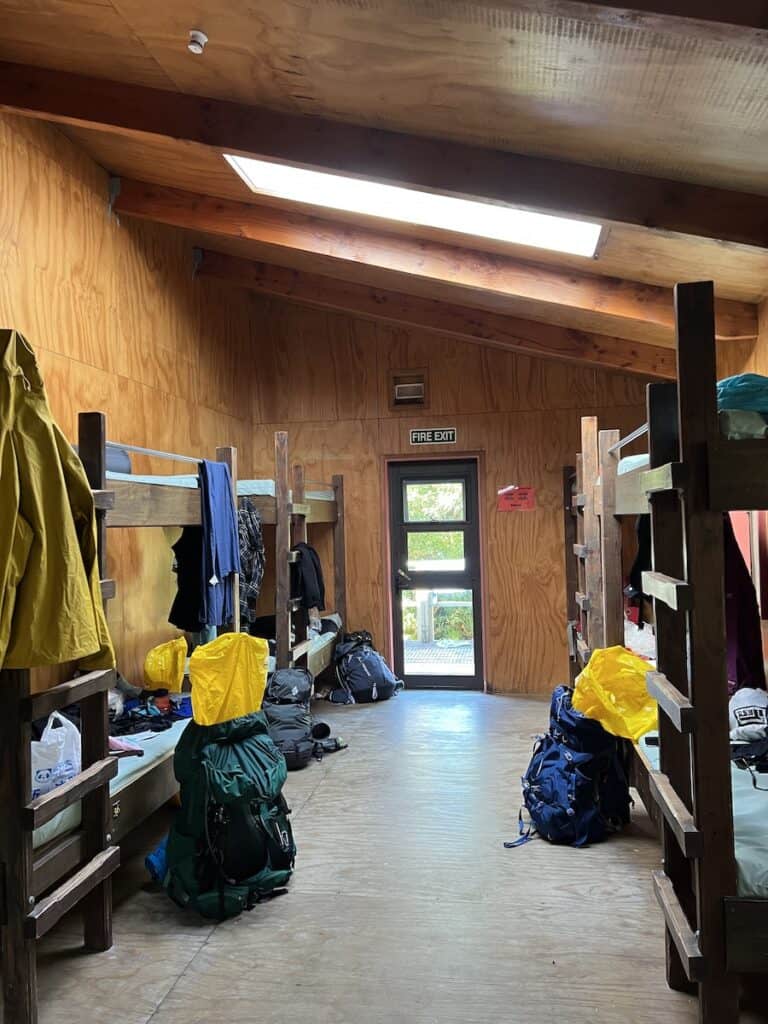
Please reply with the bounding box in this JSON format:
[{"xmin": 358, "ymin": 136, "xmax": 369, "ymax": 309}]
[{"xmin": 504, "ymin": 809, "xmax": 537, "ymax": 849}]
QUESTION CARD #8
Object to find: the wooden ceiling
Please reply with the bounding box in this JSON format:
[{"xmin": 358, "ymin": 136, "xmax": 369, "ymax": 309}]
[{"xmin": 1, "ymin": 1, "xmax": 767, "ymax": 377}]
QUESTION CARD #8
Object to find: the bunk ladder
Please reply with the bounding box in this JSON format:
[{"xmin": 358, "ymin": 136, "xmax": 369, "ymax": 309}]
[
  {"xmin": 274, "ymin": 431, "xmax": 308, "ymax": 668},
  {"xmin": 641, "ymin": 282, "xmax": 739, "ymax": 1024},
  {"xmin": 0, "ymin": 418, "xmax": 120, "ymax": 1024},
  {"xmin": 569, "ymin": 417, "xmax": 604, "ymax": 670}
]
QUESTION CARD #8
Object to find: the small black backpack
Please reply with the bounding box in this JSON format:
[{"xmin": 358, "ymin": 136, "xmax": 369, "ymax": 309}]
[
  {"xmin": 262, "ymin": 668, "xmax": 315, "ymax": 770},
  {"xmin": 333, "ymin": 637, "xmax": 403, "ymax": 704}
]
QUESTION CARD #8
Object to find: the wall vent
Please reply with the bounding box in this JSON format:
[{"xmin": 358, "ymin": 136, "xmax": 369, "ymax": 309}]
[{"xmin": 390, "ymin": 369, "xmax": 428, "ymax": 409}]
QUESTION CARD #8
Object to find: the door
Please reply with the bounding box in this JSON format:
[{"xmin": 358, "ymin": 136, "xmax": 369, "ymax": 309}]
[{"xmin": 388, "ymin": 460, "xmax": 484, "ymax": 689}]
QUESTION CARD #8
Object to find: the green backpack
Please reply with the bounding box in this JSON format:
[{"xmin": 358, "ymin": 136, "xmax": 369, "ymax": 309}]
[{"xmin": 165, "ymin": 712, "xmax": 296, "ymax": 921}]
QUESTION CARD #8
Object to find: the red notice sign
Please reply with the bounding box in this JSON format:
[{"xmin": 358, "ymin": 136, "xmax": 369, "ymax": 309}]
[{"xmin": 497, "ymin": 486, "xmax": 537, "ymax": 511}]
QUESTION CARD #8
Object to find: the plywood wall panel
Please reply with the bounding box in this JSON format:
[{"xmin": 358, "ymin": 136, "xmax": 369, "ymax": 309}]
[
  {"xmin": 0, "ymin": 112, "xmax": 255, "ymax": 685},
  {"xmin": 243, "ymin": 295, "xmax": 652, "ymax": 694}
]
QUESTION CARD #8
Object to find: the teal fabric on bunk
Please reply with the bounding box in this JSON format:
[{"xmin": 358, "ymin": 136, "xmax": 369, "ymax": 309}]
[{"xmin": 639, "ymin": 733, "xmax": 768, "ymax": 898}]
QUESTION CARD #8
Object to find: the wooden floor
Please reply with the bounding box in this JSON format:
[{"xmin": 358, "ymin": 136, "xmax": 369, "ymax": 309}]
[{"xmin": 4, "ymin": 692, "xmax": 763, "ymax": 1023}]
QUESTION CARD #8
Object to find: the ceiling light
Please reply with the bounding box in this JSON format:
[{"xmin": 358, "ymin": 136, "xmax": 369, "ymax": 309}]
[{"xmin": 224, "ymin": 154, "xmax": 602, "ymax": 258}]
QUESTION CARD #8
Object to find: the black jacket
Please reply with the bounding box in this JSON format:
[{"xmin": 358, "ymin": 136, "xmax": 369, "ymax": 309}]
[{"xmin": 291, "ymin": 543, "xmax": 325, "ymax": 610}]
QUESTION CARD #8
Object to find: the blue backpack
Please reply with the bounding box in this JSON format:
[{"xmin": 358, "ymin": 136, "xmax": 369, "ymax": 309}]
[{"xmin": 507, "ymin": 686, "xmax": 631, "ymax": 848}]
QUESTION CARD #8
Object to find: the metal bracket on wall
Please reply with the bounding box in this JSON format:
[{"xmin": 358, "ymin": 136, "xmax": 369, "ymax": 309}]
[{"xmin": 107, "ymin": 176, "xmax": 121, "ymax": 221}]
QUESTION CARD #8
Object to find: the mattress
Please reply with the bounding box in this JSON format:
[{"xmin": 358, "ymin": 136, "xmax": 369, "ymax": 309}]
[
  {"xmin": 618, "ymin": 453, "xmax": 650, "ymax": 476},
  {"xmin": 32, "ymin": 719, "xmax": 190, "ymax": 851},
  {"xmin": 639, "ymin": 732, "xmax": 768, "ymax": 898},
  {"xmin": 105, "ymin": 471, "xmax": 334, "ymax": 501}
]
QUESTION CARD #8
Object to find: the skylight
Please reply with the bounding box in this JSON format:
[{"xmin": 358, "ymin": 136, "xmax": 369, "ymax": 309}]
[{"xmin": 224, "ymin": 155, "xmax": 603, "ymax": 258}]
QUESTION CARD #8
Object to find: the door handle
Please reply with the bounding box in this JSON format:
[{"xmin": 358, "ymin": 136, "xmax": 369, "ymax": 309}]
[{"xmin": 395, "ymin": 568, "xmax": 412, "ymax": 591}]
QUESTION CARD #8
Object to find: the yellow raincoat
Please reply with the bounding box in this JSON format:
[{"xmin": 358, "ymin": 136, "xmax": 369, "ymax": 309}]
[{"xmin": 0, "ymin": 330, "xmax": 114, "ymax": 670}]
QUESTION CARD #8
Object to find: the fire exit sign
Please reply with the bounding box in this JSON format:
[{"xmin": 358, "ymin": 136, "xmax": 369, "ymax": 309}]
[{"xmin": 409, "ymin": 427, "xmax": 457, "ymax": 445}]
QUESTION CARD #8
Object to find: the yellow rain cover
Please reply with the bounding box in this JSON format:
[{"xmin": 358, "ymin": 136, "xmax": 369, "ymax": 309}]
[
  {"xmin": 189, "ymin": 633, "xmax": 269, "ymax": 726},
  {"xmin": 573, "ymin": 645, "xmax": 658, "ymax": 743},
  {"xmin": 143, "ymin": 636, "xmax": 187, "ymax": 690}
]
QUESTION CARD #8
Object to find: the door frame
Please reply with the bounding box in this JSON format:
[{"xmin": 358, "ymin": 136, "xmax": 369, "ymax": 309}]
[{"xmin": 381, "ymin": 450, "xmax": 489, "ymax": 692}]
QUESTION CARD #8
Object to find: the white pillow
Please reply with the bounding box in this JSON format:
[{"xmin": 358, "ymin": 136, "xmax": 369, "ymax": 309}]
[{"xmin": 729, "ymin": 687, "xmax": 768, "ymax": 741}]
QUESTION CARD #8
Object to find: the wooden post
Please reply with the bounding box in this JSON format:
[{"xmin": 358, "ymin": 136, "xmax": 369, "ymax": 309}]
[
  {"xmin": 582, "ymin": 416, "xmax": 604, "ymax": 650},
  {"xmin": 291, "ymin": 463, "xmax": 308, "ymax": 646},
  {"xmin": 275, "ymin": 432, "xmax": 291, "ymax": 667},
  {"xmin": 332, "ymin": 474, "xmax": 347, "ymax": 626},
  {"xmin": 562, "ymin": 466, "xmax": 578, "ymax": 682},
  {"xmin": 598, "ymin": 429, "xmax": 624, "ymax": 647},
  {"xmin": 77, "ymin": 411, "xmax": 113, "ymax": 952},
  {"xmin": 0, "ymin": 668, "xmax": 37, "ymax": 1024},
  {"xmin": 675, "ymin": 282, "xmax": 739, "ymax": 1023},
  {"xmin": 216, "ymin": 445, "xmax": 240, "ymax": 633},
  {"xmin": 647, "ymin": 380, "xmax": 697, "ymax": 996}
]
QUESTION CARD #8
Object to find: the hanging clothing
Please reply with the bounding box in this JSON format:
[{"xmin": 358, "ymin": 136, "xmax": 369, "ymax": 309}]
[
  {"xmin": 238, "ymin": 498, "xmax": 266, "ymax": 628},
  {"xmin": 199, "ymin": 460, "xmax": 240, "ymax": 627},
  {"xmin": 0, "ymin": 330, "xmax": 114, "ymax": 670},
  {"xmin": 724, "ymin": 515, "xmax": 766, "ymax": 693},
  {"xmin": 169, "ymin": 527, "xmax": 206, "ymax": 633},
  {"xmin": 291, "ymin": 542, "xmax": 326, "ymax": 611}
]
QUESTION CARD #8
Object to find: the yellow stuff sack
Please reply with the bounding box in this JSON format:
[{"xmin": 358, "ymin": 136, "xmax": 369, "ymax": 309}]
[
  {"xmin": 143, "ymin": 636, "xmax": 187, "ymax": 690},
  {"xmin": 573, "ymin": 645, "xmax": 658, "ymax": 742},
  {"xmin": 189, "ymin": 633, "xmax": 269, "ymax": 726}
]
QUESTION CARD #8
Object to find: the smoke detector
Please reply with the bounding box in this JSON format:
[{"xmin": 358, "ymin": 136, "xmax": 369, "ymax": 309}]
[{"xmin": 188, "ymin": 30, "xmax": 208, "ymax": 55}]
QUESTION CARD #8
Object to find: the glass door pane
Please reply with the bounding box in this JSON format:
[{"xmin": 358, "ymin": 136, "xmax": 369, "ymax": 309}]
[
  {"xmin": 404, "ymin": 481, "xmax": 466, "ymax": 522},
  {"xmin": 406, "ymin": 530, "xmax": 466, "ymax": 572},
  {"xmin": 400, "ymin": 588, "xmax": 476, "ymax": 677}
]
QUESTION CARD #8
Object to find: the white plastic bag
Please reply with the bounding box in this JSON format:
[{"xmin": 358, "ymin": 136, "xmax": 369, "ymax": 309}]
[{"xmin": 31, "ymin": 712, "xmax": 81, "ymax": 799}]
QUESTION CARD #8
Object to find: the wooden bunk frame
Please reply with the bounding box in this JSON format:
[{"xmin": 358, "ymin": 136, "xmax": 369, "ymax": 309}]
[
  {"xmin": 266, "ymin": 431, "xmax": 347, "ymax": 679},
  {"xmin": 565, "ymin": 281, "xmax": 768, "ymax": 1023},
  {"xmin": 0, "ymin": 410, "xmax": 239, "ymax": 1024}
]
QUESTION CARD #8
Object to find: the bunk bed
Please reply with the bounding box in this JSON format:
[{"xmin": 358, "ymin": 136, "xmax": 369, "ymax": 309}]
[
  {"xmin": 2, "ymin": 414, "xmax": 347, "ymax": 1024},
  {"xmin": 565, "ymin": 281, "xmax": 768, "ymax": 1024}
]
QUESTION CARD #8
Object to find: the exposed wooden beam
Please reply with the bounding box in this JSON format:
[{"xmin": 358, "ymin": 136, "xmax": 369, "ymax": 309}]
[
  {"xmin": 196, "ymin": 250, "xmax": 674, "ymax": 379},
  {"xmin": 2, "ymin": 61, "xmax": 768, "ymax": 250},
  {"xmin": 111, "ymin": 180, "xmax": 755, "ymax": 348},
  {"xmin": 503, "ymin": 2, "xmax": 768, "ymax": 43}
]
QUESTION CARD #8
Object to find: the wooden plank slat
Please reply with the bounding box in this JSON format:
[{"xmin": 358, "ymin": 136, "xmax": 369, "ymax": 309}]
[
  {"xmin": 642, "ymin": 462, "xmax": 687, "ymax": 496},
  {"xmin": 646, "ymin": 671, "xmax": 695, "ymax": 733},
  {"xmin": 107, "ymin": 479, "xmax": 201, "ymax": 527},
  {"xmin": 614, "ymin": 467, "xmax": 651, "ymax": 516},
  {"xmin": 674, "ymin": 281, "xmax": 739, "ymax": 1020},
  {"xmin": 332, "ymin": 474, "xmax": 347, "ymax": 627},
  {"xmin": 572, "ymin": 493, "xmax": 586, "ymax": 509},
  {"xmin": 566, "ymin": 622, "xmax": 577, "ymax": 659},
  {"xmin": 289, "ymin": 501, "xmax": 311, "ymax": 518},
  {"xmin": 575, "ymin": 592, "xmax": 590, "ymax": 611},
  {"xmin": 25, "ymin": 847, "xmax": 120, "ymax": 940},
  {"xmin": 652, "ymin": 871, "xmax": 705, "ymax": 982},
  {"xmin": 598, "ymin": 428, "xmax": 624, "ymax": 647},
  {"xmin": 197, "ymin": 253, "xmax": 680, "ymax": 376},
  {"xmin": 275, "ymin": 431, "xmax": 291, "ymax": 669},
  {"xmin": 22, "ymin": 759, "xmax": 117, "ymax": 831},
  {"xmin": 642, "ymin": 571, "xmax": 691, "ymax": 611},
  {"xmin": 648, "ymin": 772, "xmax": 703, "ymax": 858},
  {"xmin": 22, "ymin": 669, "xmax": 115, "ymax": 721},
  {"xmin": 92, "ymin": 490, "xmax": 114, "ymax": 510},
  {"xmin": 291, "ymin": 639, "xmax": 313, "ymax": 662},
  {"xmin": 0, "ymin": 668, "xmax": 37, "ymax": 1023}
]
